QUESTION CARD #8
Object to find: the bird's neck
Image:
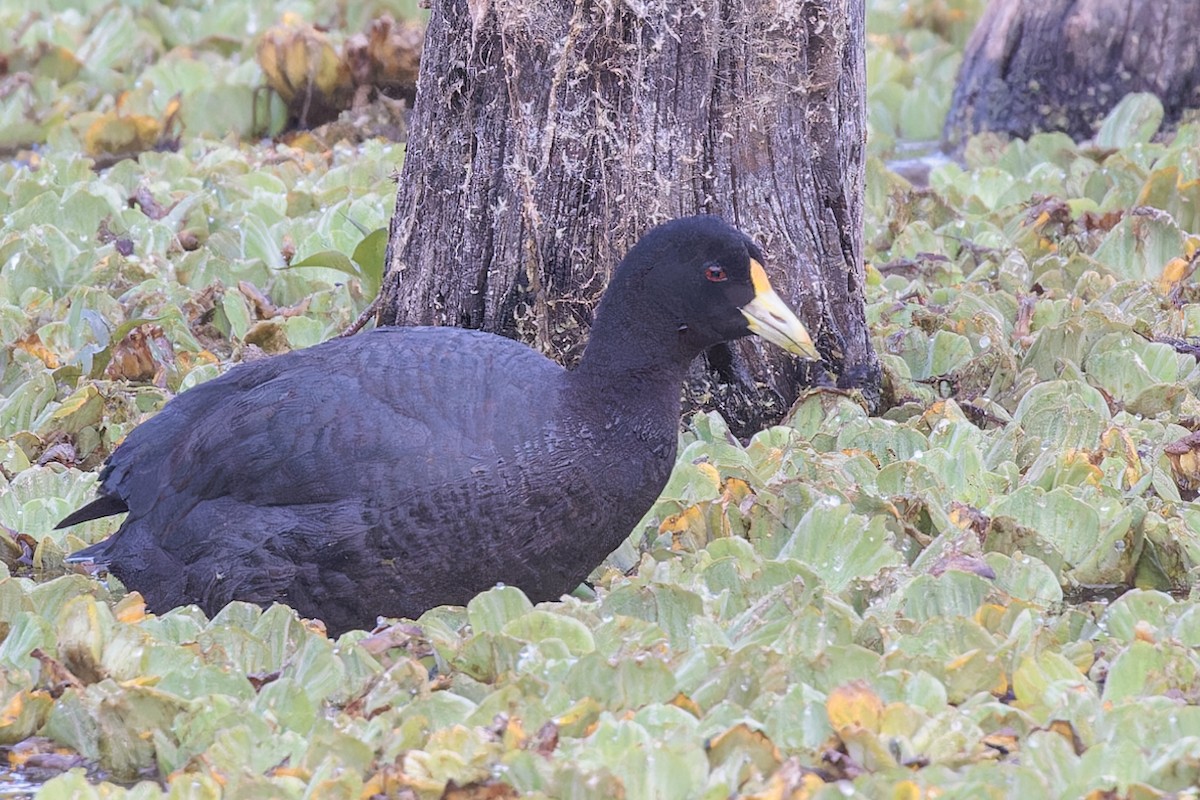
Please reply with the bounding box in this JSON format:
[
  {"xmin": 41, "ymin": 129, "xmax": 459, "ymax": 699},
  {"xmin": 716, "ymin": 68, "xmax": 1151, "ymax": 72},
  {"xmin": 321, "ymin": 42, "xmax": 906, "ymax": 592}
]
[
  {"xmin": 573, "ymin": 299, "xmax": 694, "ymax": 384},
  {"xmin": 564, "ymin": 310, "xmax": 693, "ymax": 434}
]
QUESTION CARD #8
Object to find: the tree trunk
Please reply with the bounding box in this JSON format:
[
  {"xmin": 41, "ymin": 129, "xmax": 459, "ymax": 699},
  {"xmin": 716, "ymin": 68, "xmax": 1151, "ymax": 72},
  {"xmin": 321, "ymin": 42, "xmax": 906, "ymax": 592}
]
[
  {"xmin": 377, "ymin": 0, "xmax": 877, "ymax": 435},
  {"xmin": 944, "ymin": 0, "xmax": 1200, "ymax": 149}
]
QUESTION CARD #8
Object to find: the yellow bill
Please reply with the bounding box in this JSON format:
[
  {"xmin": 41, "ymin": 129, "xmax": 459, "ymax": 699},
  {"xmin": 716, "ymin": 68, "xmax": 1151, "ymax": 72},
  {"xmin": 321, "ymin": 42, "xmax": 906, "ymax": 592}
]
[{"xmin": 742, "ymin": 260, "xmax": 820, "ymax": 359}]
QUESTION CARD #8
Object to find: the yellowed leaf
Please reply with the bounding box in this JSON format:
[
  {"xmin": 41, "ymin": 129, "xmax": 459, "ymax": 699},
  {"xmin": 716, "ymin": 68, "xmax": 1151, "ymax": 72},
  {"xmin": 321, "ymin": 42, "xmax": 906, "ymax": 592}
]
[
  {"xmin": 826, "ymin": 680, "xmax": 883, "ymax": 734},
  {"xmin": 1157, "ymin": 256, "xmax": 1194, "ymax": 294},
  {"xmin": 1101, "ymin": 426, "xmax": 1143, "ymax": 487},
  {"xmin": 114, "ymin": 592, "xmax": 147, "ymax": 624},
  {"xmin": 51, "ymin": 385, "xmax": 102, "ymax": 422},
  {"xmin": 256, "ymin": 16, "xmax": 352, "ymax": 117},
  {"xmin": 0, "ymin": 693, "xmax": 24, "ymax": 728},
  {"xmin": 83, "ymin": 113, "xmax": 162, "ymax": 158},
  {"xmin": 669, "ymin": 692, "xmax": 702, "ymax": 718},
  {"xmin": 706, "ymin": 722, "xmax": 782, "ymax": 773},
  {"xmin": 501, "ymin": 716, "xmax": 527, "ymax": 749},
  {"xmin": 1185, "ymin": 235, "xmax": 1200, "ymax": 259},
  {"xmin": 659, "ymin": 504, "xmax": 705, "ymax": 550},
  {"xmin": 981, "ymin": 730, "xmax": 1019, "ymax": 756},
  {"xmin": 1165, "ymin": 431, "xmax": 1200, "ymax": 491},
  {"xmin": 741, "ymin": 758, "xmax": 825, "ymax": 800},
  {"xmin": 719, "ymin": 477, "xmax": 753, "ymax": 506},
  {"xmin": 14, "ymin": 334, "xmax": 59, "ymax": 369}
]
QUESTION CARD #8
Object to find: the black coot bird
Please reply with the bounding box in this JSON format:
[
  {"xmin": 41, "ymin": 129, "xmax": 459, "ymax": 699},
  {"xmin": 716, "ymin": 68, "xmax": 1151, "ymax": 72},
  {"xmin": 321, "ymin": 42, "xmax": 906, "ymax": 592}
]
[{"xmin": 59, "ymin": 216, "xmax": 818, "ymax": 635}]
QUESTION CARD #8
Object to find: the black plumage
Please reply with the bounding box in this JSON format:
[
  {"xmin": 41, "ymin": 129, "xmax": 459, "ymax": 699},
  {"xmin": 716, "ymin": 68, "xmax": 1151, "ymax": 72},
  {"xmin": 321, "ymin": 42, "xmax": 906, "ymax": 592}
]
[{"xmin": 59, "ymin": 216, "xmax": 818, "ymax": 636}]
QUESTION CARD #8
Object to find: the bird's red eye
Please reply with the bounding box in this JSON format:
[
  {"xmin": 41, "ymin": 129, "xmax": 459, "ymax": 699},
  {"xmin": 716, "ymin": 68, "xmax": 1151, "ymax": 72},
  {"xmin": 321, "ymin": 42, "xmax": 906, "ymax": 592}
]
[{"xmin": 705, "ymin": 265, "xmax": 727, "ymax": 282}]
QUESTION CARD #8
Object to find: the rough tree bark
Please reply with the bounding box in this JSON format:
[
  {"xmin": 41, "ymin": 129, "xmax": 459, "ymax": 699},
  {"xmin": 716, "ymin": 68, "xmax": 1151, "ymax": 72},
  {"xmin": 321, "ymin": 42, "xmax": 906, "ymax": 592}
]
[
  {"xmin": 377, "ymin": 0, "xmax": 877, "ymax": 435},
  {"xmin": 944, "ymin": 0, "xmax": 1200, "ymax": 150}
]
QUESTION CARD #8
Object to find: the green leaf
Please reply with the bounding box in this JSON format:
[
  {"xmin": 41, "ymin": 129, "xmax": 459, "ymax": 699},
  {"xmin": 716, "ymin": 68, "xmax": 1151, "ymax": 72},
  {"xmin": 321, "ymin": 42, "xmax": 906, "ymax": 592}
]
[
  {"xmin": 350, "ymin": 227, "xmax": 388, "ymax": 297},
  {"xmin": 1092, "ymin": 212, "xmax": 1184, "ymax": 282},
  {"xmin": 503, "ymin": 610, "xmax": 596, "ymax": 655},
  {"xmin": 988, "ymin": 486, "xmax": 1099, "ymax": 568},
  {"xmin": 778, "ymin": 503, "xmax": 903, "ymax": 591},
  {"xmin": 900, "ymin": 572, "xmax": 992, "ymax": 623},
  {"xmin": 467, "ymin": 586, "xmax": 534, "ymax": 634},
  {"xmin": 1095, "ymin": 93, "xmax": 1164, "ymax": 149},
  {"xmin": 1102, "ymin": 640, "xmax": 1198, "ymax": 703},
  {"xmin": 290, "ymin": 226, "xmax": 387, "ymax": 297}
]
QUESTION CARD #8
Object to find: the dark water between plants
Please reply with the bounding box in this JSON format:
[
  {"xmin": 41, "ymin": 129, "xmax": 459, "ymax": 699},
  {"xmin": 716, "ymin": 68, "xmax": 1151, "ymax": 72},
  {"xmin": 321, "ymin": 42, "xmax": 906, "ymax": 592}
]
[
  {"xmin": 885, "ymin": 139, "xmax": 955, "ymax": 188},
  {"xmin": 0, "ymin": 769, "xmax": 38, "ymax": 799}
]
